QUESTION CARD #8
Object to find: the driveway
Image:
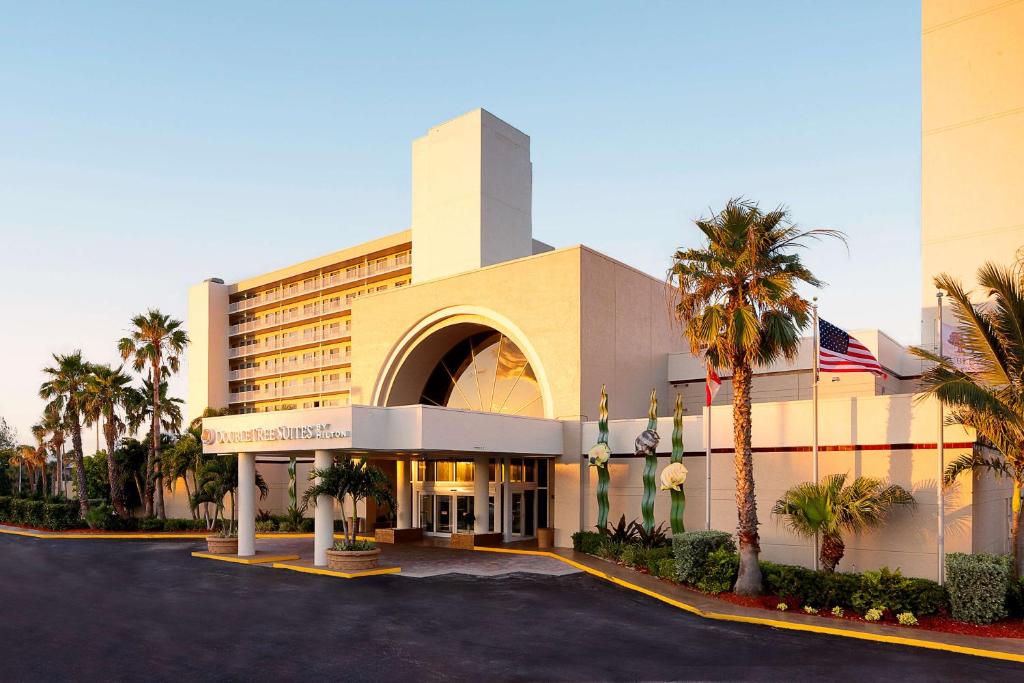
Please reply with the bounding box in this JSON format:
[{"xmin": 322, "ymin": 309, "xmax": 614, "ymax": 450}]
[{"xmin": 0, "ymin": 537, "xmax": 1019, "ymax": 681}]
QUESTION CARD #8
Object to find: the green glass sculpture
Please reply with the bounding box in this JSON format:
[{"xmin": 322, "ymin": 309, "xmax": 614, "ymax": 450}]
[
  {"xmin": 666, "ymin": 393, "xmax": 687, "ymax": 534},
  {"xmin": 587, "ymin": 385, "xmax": 612, "ymax": 530},
  {"xmin": 639, "ymin": 389, "xmax": 660, "ymax": 533}
]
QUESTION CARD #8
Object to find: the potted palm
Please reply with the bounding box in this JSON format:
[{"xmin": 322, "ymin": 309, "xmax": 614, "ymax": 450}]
[
  {"xmin": 192, "ymin": 454, "xmax": 269, "ymax": 554},
  {"xmin": 304, "ymin": 456, "xmax": 396, "ymax": 571}
]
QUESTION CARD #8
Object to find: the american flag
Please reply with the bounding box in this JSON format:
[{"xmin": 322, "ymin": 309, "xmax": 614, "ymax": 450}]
[{"xmin": 818, "ymin": 319, "xmax": 887, "ymax": 378}]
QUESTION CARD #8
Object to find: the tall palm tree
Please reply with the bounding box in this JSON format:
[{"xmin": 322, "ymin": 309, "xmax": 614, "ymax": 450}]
[
  {"xmin": 30, "ymin": 423, "xmax": 49, "ymax": 496},
  {"xmin": 125, "ymin": 376, "xmax": 184, "ymax": 516},
  {"xmin": 41, "ymin": 407, "xmax": 66, "ymax": 497},
  {"xmin": 772, "ymin": 473, "xmax": 914, "ymax": 572},
  {"xmin": 83, "ymin": 364, "xmax": 135, "ymax": 517},
  {"xmin": 910, "ymin": 264, "xmax": 1024, "ymax": 576},
  {"xmin": 669, "ymin": 198, "xmax": 843, "ymax": 595},
  {"xmin": 13, "ymin": 445, "xmax": 43, "ymax": 495},
  {"xmin": 119, "ymin": 310, "xmax": 189, "ymax": 519},
  {"xmin": 39, "ymin": 351, "xmax": 92, "ymax": 518}
]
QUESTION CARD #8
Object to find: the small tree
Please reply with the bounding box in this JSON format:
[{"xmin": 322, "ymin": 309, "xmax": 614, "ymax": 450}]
[
  {"xmin": 772, "ymin": 473, "xmax": 914, "ymax": 572},
  {"xmin": 192, "ymin": 455, "xmax": 268, "ymax": 535},
  {"xmin": 304, "ymin": 456, "xmax": 396, "ymax": 549}
]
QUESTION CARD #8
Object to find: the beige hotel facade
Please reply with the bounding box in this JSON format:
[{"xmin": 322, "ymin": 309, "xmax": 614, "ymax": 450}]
[{"xmin": 184, "ymin": 4, "xmax": 1022, "ymax": 576}]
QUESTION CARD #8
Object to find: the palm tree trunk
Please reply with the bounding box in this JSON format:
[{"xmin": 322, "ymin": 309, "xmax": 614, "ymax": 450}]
[
  {"xmin": 731, "ymin": 361, "xmax": 763, "ymax": 595},
  {"xmin": 105, "ymin": 420, "xmax": 127, "ymax": 517},
  {"xmin": 1012, "ymin": 479, "xmax": 1023, "ymax": 578},
  {"xmin": 152, "ymin": 362, "xmax": 165, "ymax": 519},
  {"xmin": 820, "ymin": 532, "xmax": 845, "ymax": 573},
  {"xmin": 69, "ymin": 411, "xmax": 90, "ymax": 521},
  {"xmin": 39, "ymin": 457, "xmax": 48, "ymax": 499}
]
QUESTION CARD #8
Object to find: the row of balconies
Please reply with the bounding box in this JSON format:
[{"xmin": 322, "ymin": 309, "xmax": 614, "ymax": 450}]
[
  {"xmin": 230, "ymin": 301, "xmax": 351, "ymax": 336},
  {"xmin": 228, "ymin": 380, "xmax": 351, "ymax": 404},
  {"xmin": 228, "ymin": 326, "xmax": 350, "ymax": 359},
  {"xmin": 228, "ymin": 251, "xmax": 411, "ymax": 314},
  {"xmin": 228, "ymin": 349, "xmax": 352, "ymax": 382}
]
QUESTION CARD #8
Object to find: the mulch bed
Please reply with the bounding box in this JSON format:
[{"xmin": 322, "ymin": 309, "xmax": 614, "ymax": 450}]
[{"xmin": 704, "ymin": 584, "xmax": 1024, "ymax": 639}]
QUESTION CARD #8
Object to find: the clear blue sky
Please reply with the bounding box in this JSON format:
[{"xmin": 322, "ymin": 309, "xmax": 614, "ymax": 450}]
[{"xmin": 0, "ymin": 1, "xmax": 921, "ymax": 445}]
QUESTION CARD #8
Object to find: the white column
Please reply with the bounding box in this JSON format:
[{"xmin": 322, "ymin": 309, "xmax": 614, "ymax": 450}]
[
  {"xmin": 474, "ymin": 456, "xmax": 489, "ymax": 533},
  {"xmin": 237, "ymin": 452, "xmax": 256, "ymax": 557},
  {"xmin": 396, "ymin": 458, "xmax": 412, "ymax": 529},
  {"xmin": 502, "ymin": 456, "xmax": 512, "ymax": 541},
  {"xmin": 313, "ymin": 450, "xmax": 334, "ymax": 567}
]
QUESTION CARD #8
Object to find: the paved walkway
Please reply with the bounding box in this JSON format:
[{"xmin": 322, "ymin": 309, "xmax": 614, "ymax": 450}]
[{"xmin": 251, "ymin": 536, "xmax": 580, "ymax": 577}]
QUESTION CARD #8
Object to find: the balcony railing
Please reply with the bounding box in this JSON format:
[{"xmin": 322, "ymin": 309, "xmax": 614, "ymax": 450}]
[
  {"xmin": 228, "ymin": 327, "xmax": 350, "ymax": 359},
  {"xmin": 228, "ymin": 350, "xmax": 352, "ymax": 381},
  {"xmin": 228, "ymin": 251, "xmax": 411, "ymax": 314},
  {"xmin": 229, "ymin": 381, "xmax": 351, "ymax": 404},
  {"xmin": 230, "ymin": 300, "xmax": 351, "ymax": 336}
]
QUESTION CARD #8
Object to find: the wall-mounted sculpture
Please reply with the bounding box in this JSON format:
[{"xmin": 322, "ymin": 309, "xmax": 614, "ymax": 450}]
[
  {"xmin": 587, "ymin": 385, "xmax": 612, "ymax": 530},
  {"xmin": 638, "ymin": 388, "xmax": 661, "ymax": 533},
  {"xmin": 661, "ymin": 394, "xmax": 688, "ymax": 534}
]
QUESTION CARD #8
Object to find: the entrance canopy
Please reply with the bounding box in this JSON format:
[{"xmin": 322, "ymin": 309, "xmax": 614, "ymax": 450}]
[{"xmin": 201, "ymin": 404, "xmax": 565, "ymax": 458}]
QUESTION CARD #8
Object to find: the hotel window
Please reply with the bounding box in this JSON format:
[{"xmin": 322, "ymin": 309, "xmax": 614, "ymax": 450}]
[
  {"xmin": 345, "ymin": 265, "xmax": 359, "ymax": 278},
  {"xmin": 537, "ymin": 460, "xmax": 549, "ymax": 529},
  {"xmin": 455, "ymin": 461, "xmax": 474, "ymax": 482},
  {"xmin": 303, "ymin": 303, "xmax": 315, "ymax": 315},
  {"xmin": 344, "ymin": 371, "xmax": 351, "ymax": 381},
  {"xmin": 345, "ymin": 293, "xmax": 356, "ymax": 304},
  {"xmin": 435, "ymin": 461, "xmax": 454, "ymax": 482},
  {"xmin": 302, "ymin": 377, "xmax": 315, "ymax": 385},
  {"xmin": 376, "ymin": 285, "xmax": 387, "ymax": 293},
  {"xmin": 511, "ymin": 459, "xmax": 524, "ymax": 483}
]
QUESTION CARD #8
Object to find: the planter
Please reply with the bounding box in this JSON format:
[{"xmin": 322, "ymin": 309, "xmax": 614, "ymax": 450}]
[
  {"xmin": 326, "ymin": 547, "xmax": 381, "ymax": 571},
  {"xmin": 375, "ymin": 527, "xmax": 424, "ymax": 544},
  {"xmin": 205, "ymin": 535, "xmax": 238, "ymax": 555},
  {"xmin": 537, "ymin": 527, "xmax": 555, "ymax": 549},
  {"xmin": 451, "ymin": 532, "xmax": 504, "ymax": 549}
]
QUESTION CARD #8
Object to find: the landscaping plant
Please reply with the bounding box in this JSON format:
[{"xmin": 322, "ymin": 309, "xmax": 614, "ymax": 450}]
[
  {"xmin": 191, "ymin": 454, "xmax": 269, "ymax": 536},
  {"xmin": 672, "ymin": 530, "xmax": 736, "ymax": 586},
  {"xmin": 669, "ymin": 198, "xmax": 844, "ymax": 594},
  {"xmin": 945, "ymin": 552, "xmax": 1014, "ymax": 625},
  {"xmin": 304, "ymin": 456, "xmax": 396, "ymax": 549},
  {"xmin": 910, "ymin": 263, "xmax": 1024, "ymax": 577},
  {"xmin": 771, "ymin": 473, "xmax": 914, "ymax": 572}
]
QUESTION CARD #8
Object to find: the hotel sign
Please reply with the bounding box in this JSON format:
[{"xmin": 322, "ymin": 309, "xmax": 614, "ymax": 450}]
[{"xmin": 201, "ymin": 423, "xmax": 352, "ymax": 447}]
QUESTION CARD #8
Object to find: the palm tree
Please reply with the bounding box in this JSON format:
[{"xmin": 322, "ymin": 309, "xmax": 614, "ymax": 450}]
[
  {"xmin": 669, "ymin": 198, "xmax": 843, "ymax": 595},
  {"xmin": 304, "ymin": 456, "xmax": 396, "ymax": 548},
  {"xmin": 192, "ymin": 455, "xmax": 268, "ymax": 534},
  {"xmin": 41, "ymin": 407, "xmax": 66, "ymax": 497},
  {"xmin": 910, "ymin": 264, "xmax": 1024, "ymax": 576},
  {"xmin": 772, "ymin": 473, "xmax": 914, "ymax": 572},
  {"xmin": 119, "ymin": 310, "xmax": 189, "ymax": 519},
  {"xmin": 165, "ymin": 407, "xmax": 227, "ymax": 521},
  {"xmin": 13, "ymin": 445, "xmax": 43, "ymax": 495},
  {"xmin": 83, "ymin": 364, "xmax": 135, "ymax": 517},
  {"xmin": 30, "ymin": 423, "xmax": 49, "ymax": 496},
  {"xmin": 39, "ymin": 351, "xmax": 92, "ymax": 518},
  {"xmin": 126, "ymin": 377, "xmax": 184, "ymax": 515}
]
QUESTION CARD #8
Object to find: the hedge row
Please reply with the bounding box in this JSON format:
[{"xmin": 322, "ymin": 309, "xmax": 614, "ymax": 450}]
[{"xmin": 0, "ymin": 495, "xmax": 83, "ymax": 530}]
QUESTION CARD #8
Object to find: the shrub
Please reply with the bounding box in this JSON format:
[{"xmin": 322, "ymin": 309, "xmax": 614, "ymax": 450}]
[
  {"xmin": 43, "ymin": 501, "xmax": 82, "ymax": 530},
  {"xmin": 831, "ymin": 606, "xmax": 844, "ymax": 617},
  {"xmin": 84, "ymin": 503, "xmax": 115, "ymax": 530},
  {"xmin": 673, "ymin": 531, "xmax": 736, "ymax": 586},
  {"xmin": 695, "ymin": 547, "xmax": 739, "ymax": 594},
  {"xmin": 864, "ymin": 607, "xmax": 883, "ymax": 622},
  {"xmin": 653, "ymin": 557, "xmax": 678, "ymax": 580},
  {"xmin": 897, "ymin": 611, "xmax": 918, "ymax": 626},
  {"xmin": 597, "ymin": 541, "xmax": 623, "ymax": 561},
  {"xmin": 620, "ymin": 544, "xmax": 647, "ymax": 568},
  {"xmin": 571, "ymin": 530, "xmax": 605, "ymax": 555},
  {"xmin": 0, "ymin": 495, "xmax": 11, "ymax": 520},
  {"xmin": 299, "ymin": 518, "xmax": 315, "ymax": 533},
  {"xmin": 945, "ymin": 553, "xmax": 1013, "ymax": 625},
  {"xmin": 851, "ymin": 568, "xmax": 946, "ymax": 617},
  {"xmin": 255, "ymin": 520, "xmax": 276, "ymax": 533},
  {"xmin": 139, "ymin": 518, "xmax": 166, "ymax": 532}
]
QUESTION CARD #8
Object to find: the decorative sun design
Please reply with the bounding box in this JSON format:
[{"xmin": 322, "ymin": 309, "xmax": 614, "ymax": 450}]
[{"xmin": 420, "ymin": 332, "xmax": 543, "ymax": 417}]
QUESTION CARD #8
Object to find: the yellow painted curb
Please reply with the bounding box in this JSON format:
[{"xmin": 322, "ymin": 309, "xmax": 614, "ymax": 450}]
[
  {"xmin": 470, "ymin": 546, "xmax": 1024, "ymax": 664},
  {"xmin": 0, "ymin": 528, "xmax": 209, "ymax": 540},
  {"xmin": 191, "ymin": 552, "xmax": 301, "ymax": 565},
  {"xmin": 271, "ymin": 561, "xmax": 401, "ymax": 579}
]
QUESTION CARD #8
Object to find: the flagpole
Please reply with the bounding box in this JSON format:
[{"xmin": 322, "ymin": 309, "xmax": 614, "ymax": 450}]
[
  {"xmin": 812, "ymin": 297, "xmax": 820, "ymax": 571},
  {"xmin": 937, "ymin": 290, "xmax": 945, "ymax": 585},
  {"xmin": 705, "ymin": 402, "xmax": 712, "ymax": 531}
]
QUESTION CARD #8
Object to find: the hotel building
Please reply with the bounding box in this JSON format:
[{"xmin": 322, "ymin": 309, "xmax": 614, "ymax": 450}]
[{"xmin": 186, "ymin": 9, "xmax": 1022, "ymax": 576}]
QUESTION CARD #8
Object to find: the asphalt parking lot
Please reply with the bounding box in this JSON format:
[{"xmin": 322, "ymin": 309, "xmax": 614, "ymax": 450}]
[{"xmin": 0, "ymin": 537, "xmax": 1020, "ymax": 681}]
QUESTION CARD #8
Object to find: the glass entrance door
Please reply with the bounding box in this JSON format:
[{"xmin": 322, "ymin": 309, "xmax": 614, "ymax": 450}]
[
  {"xmin": 419, "ymin": 494, "xmax": 435, "ymax": 532},
  {"xmin": 437, "ymin": 496, "xmax": 452, "ymax": 533}
]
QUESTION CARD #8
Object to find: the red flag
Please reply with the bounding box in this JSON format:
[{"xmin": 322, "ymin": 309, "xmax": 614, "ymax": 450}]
[{"xmin": 705, "ymin": 366, "xmax": 721, "ymax": 407}]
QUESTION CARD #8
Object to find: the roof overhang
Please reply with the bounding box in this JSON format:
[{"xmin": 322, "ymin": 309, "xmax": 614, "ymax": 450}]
[{"xmin": 200, "ymin": 404, "xmax": 565, "ymax": 458}]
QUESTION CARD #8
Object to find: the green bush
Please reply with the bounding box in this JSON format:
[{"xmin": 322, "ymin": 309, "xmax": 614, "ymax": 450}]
[
  {"xmin": 620, "ymin": 544, "xmax": 647, "ymax": 568},
  {"xmin": 946, "ymin": 553, "xmax": 1013, "ymax": 625},
  {"xmin": 571, "ymin": 530, "xmax": 605, "ymax": 555},
  {"xmin": 0, "ymin": 495, "xmax": 11, "ymax": 520},
  {"xmin": 850, "ymin": 568, "xmax": 946, "ymax": 616},
  {"xmin": 653, "ymin": 557, "xmax": 678, "ymax": 581},
  {"xmin": 43, "ymin": 501, "xmax": 81, "ymax": 530},
  {"xmin": 696, "ymin": 547, "xmax": 739, "ymax": 594},
  {"xmin": 673, "ymin": 531, "xmax": 736, "ymax": 586},
  {"xmin": 255, "ymin": 520, "xmax": 276, "ymax": 533},
  {"xmin": 597, "ymin": 541, "xmax": 624, "ymax": 561},
  {"xmin": 138, "ymin": 517, "xmax": 166, "ymax": 532},
  {"xmin": 299, "ymin": 518, "xmax": 315, "ymax": 533}
]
